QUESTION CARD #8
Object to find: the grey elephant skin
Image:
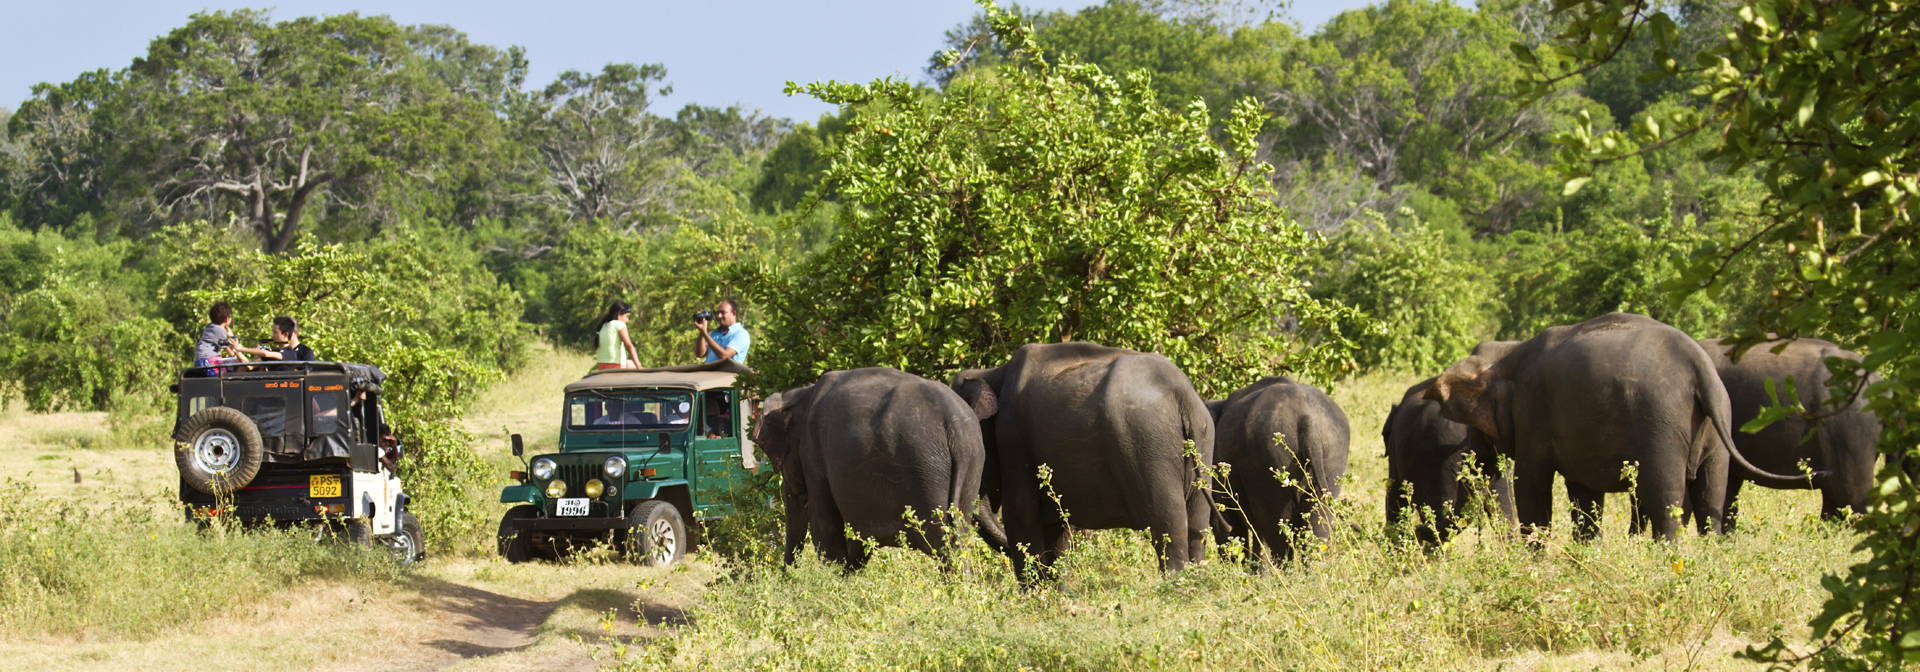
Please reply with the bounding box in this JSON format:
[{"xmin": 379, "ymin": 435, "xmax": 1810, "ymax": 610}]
[
  {"xmin": 1423, "ymin": 313, "xmax": 1818, "ymax": 540},
  {"xmin": 1207, "ymin": 376, "xmax": 1350, "ymax": 563},
  {"xmin": 1383, "ymin": 375, "xmax": 1515, "ymax": 544},
  {"xmin": 1700, "ymin": 337, "xmax": 1880, "ymax": 526},
  {"xmin": 953, "ymin": 342, "xmax": 1216, "ymax": 578},
  {"xmin": 756, "ymin": 367, "xmax": 1005, "ymax": 569}
]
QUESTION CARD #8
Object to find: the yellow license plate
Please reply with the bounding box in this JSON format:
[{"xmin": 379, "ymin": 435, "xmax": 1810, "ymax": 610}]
[{"xmin": 310, "ymin": 474, "xmax": 342, "ymax": 498}]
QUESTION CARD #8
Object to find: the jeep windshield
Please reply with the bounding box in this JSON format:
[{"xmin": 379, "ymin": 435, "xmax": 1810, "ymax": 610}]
[{"xmin": 566, "ymin": 391, "xmax": 694, "ymax": 432}]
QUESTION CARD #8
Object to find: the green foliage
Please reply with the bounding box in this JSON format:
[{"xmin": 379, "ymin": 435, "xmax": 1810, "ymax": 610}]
[
  {"xmin": 1491, "ymin": 209, "xmax": 1730, "ymax": 340},
  {"xmin": 749, "ymin": 110, "xmax": 852, "ymax": 213},
  {"xmin": 756, "ymin": 2, "xmax": 1362, "ymax": 396},
  {"xmin": 1522, "ymin": 0, "xmax": 1920, "ymax": 665},
  {"xmin": 0, "ymin": 221, "xmax": 173, "ymax": 412},
  {"xmin": 1316, "ymin": 212, "xmax": 1490, "ymax": 373}
]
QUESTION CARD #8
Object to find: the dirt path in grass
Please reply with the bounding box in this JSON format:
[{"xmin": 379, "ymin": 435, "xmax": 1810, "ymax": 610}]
[{"xmin": 346, "ymin": 574, "xmax": 690, "ymax": 672}]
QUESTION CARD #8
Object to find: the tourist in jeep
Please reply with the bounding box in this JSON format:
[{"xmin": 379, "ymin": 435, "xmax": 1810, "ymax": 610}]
[
  {"xmin": 692, "ymin": 299, "xmax": 750, "ymax": 365},
  {"xmin": 237, "ymin": 316, "xmax": 315, "ymax": 368},
  {"xmin": 192, "ymin": 301, "xmax": 250, "ymax": 374}
]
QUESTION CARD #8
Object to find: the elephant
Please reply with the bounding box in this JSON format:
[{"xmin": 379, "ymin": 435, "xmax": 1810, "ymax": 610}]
[
  {"xmin": 1206, "ymin": 376, "xmax": 1351, "ymax": 564},
  {"xmin": 952, "ymin": 342, "xmax": 1216, "ymax": 579},
  {"xmin": 1422, "ymin": 313, "xmax": 1821, "ymax": 541},
  {"xmin": 1383, "ymin": 373, "xmax": 1515, "ymax": 545},
  {"xmin": 755, "ymin": 367, "xmax": 1006, "ymax": 569},
  {"xmin": 1700, "ymin": 337, "xmax": 1880, "ymax": 527}
]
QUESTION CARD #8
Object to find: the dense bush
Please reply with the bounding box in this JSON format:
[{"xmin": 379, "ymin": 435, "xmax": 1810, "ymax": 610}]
[
  {"xmin": 1315, "ymin": 212, "xmax": 1490, "ymax": 373},
  {"xmin": 751, "ymin": 5, "xmax": 1362, "ymax": 397}
]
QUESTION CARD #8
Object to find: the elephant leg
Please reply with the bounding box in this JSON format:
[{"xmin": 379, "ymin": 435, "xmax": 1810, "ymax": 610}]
[
  {"xmin": 1635, "ymin": 460, "xmax": 1690, "ymax": 541},
  {"xmin": 1513, "ymin": 456, "xmax": 1555, "ymax": 543},
  {"xmin": 1565, "ymin": 480, "xmax": 1605, "ymax": 542},
  {"xmin": 1000, "ymin": 457, "xmax": 1049, "ymax": 584},
  {"xmin": 1186, "ymin": 483, "xmax": 1212, "ymax": 568},
  {"xmin": 1491, "ymin": 475, "xmax": 1517, "ymax": 529},
  {"xmin": 806, "ymin": 484, "xmax": 853, "ymax": 567},
  {"xmin": 782, "ymin": 480, "xmax": 809, "ymax": 566},
  {"xmin": 844, "ymin": 534, "xmax": 871, "ymax": 572},
  {"xmin": 1721, "ymin": 477, "xmax": 1747, "ymax": 531},
  {"xmin": 1822, "ymin": 482, "xmax": 1865, "ymax": 522}
]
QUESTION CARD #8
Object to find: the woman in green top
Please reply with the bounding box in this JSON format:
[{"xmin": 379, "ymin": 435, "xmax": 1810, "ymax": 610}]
[{"xmin": 596, "ymin": 300, "xmax": 641, "ymax": 370}]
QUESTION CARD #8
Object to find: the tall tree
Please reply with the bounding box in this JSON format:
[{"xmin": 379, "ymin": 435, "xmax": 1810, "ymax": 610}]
[
  {"xmin": 515, "ymin": 63, "xmax": 681, "ymax": 234},
  {"xmin": 127, "ymin": 10, "xmax": 516, "ymax": 253},
  {"xmin": 0, "ymin": 71, "xmax": 125, "ymax": 233}
]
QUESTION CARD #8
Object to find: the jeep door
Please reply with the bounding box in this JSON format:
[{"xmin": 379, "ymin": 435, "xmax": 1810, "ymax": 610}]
[{"xmin": 689, "ymin": 389, "xmax": 743, "ymax": 517}]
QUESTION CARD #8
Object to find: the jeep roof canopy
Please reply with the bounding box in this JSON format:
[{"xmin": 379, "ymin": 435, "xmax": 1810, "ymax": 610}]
[{"xmin": 563, "ymin": 359, "xmax": 750, "ymax": 393}]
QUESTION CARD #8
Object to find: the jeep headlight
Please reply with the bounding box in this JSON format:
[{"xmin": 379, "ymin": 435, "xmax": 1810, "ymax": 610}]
[
  {"xmin": 545, "ymin": 479, "xmax": 567, "ymax": 499},
  {"xmin": 531, "ymin": 458, "xmax": 555, "ymax": 480},
  {"xmin": 604, "ymin": 456, "xmax": 627, "ymax": 479},
  {"xmin": 584, "ymin": 479, "xmax": 604, "ymax": 498}
]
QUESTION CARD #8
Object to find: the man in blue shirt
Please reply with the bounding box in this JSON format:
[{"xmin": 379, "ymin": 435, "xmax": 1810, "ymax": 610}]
[{"xmin": 693, "ymin": 299, "xmax": 750, "ymax": 365}]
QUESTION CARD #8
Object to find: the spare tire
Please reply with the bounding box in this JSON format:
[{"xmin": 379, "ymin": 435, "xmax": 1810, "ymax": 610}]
[{"xmin": 175, "ymin": 407, "xmax": 265, "ymax": 495}]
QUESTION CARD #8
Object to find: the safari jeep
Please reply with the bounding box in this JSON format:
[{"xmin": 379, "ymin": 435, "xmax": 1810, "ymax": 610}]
[
  {"xmin": 171, "ymin": 361, "xmax": 424, "ymax": 564},
  {"xmin": 497, "ymin": 360, "xmax": 760, "ymax": 565}
]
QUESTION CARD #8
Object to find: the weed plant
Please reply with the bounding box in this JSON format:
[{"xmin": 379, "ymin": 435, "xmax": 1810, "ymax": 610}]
[{"xmin": 0, "ymin": 479, "xmax": 404, "ymax": 636}]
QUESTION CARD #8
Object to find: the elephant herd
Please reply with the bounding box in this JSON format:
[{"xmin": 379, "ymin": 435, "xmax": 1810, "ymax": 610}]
[{"xmin": 754, "ymin": 313, "xmax": 1880, "ymax": 577}]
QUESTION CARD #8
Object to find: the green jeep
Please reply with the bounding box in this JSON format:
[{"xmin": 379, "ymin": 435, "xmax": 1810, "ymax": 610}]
[{"xmin": 497, "ymin": 360, "xmax": 759, "ymax": 565}]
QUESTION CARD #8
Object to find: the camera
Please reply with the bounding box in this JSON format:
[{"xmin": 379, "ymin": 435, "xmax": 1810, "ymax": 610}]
[{"xmin": 693, "ymin": 309, "xmax": 714, "ymax": 325}]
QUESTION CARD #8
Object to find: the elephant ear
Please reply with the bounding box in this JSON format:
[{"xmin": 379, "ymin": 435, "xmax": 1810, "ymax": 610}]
[
  {"xmin": 957, "ymin": 378, "xmax": 999, "ymax": 420},
  {"xmin": 1423, "ymin": 358, "xmax": 1505, "ymax": 441}
]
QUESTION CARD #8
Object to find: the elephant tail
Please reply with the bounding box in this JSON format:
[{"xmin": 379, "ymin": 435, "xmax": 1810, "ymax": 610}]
[
  {"xmin": 948, "ymin": 415, "xmax": 1008, "ymax": 553},
  {"xmin": 1181, "ymin": 390, "xmax": 1230, "ymax": 535},
  {"xmin": 1699, "ymin": 364, "xmax": 1828, "ymax": 488}
]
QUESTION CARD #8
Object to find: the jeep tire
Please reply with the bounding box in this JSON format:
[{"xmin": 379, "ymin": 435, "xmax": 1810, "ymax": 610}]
[
  {"xmin": 625, "ymin": 500, "xmax": 687, "ymax": 566},
  {"xmin": 174, "ymin": 407, "xmax": 265, "ymax": 495},
  {"xmin": 498, "ymin": 505, "xmax": 540, "ymax": 563},
  {"xmin": 387, "ymin": 512, "xmax": 425, "ymax": 565}
]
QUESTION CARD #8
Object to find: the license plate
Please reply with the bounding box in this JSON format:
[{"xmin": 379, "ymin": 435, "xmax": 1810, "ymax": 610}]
[
  {"xmin": 557, "ymin": 498, "xmax": 590, "ymax": 516},
  {"xmin": 309, "ymin": 474, "xmax": 341, "ymax": 498}
]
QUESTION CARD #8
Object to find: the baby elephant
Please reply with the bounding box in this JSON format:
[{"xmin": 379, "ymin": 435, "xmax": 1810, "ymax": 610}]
[
  {"xmin": 755, "ymin": 367, "xmax": 1004, "ymax": 569},
  {"xmin": 1208, "ymin": 376, "xmax": 1351, "ymax": 564},
  {"xmin": 1383, "ymin": 376, "xmax": 1514, "ymax": 545}
]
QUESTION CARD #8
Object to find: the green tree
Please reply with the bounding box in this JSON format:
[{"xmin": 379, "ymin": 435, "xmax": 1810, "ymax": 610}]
[
  {"xmin": 753, "ymin": 0, "xmax": 1361, "ymax": 396},
  {"xmin": 1316, "ymin": 211, "xmax": 1490, "ymax": 372},
  {"xmin": 126, "ymin": 10, "xmax": 521, "ymax": 253},
  {"xmin": 1519, "ymin": 0, "xmax": 1920, "ymax": 665}
]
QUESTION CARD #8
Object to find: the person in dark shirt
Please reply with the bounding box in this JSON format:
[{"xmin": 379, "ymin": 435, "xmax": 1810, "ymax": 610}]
[{"xmin": 237, "ymin": 316, "xmax": 315, "ymax": 366}]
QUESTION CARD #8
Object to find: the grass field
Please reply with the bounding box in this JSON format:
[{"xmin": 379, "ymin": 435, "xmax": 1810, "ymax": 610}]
[{"xmin": 0, "ymin": 344, "xmax": 1863, "ymax": 670}]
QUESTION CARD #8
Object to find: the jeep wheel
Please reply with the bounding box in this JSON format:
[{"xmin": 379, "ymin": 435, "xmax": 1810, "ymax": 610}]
[
  {"xmin": 383, "ymin": 512, "xmax": 425, "ymax": 565},
  {"xmin": 498, "ymin": 505, "xmax": 540, "ymax": 563},
  {"xmin": 174, "ymin": 407, "xmax": 264, "ymax": 496},
  {"xmin": 625, "ymin": 500, "xmax": 687, "ymax": 566}
]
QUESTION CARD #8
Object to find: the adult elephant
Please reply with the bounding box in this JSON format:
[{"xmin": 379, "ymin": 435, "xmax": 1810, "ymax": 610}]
[
  {"xmin": 1383, "ymin": 372, "xmax": 1515, "ymax": 545},
  {"xmin": 952, "ymin": 342, "xmax": 1215, "ymax": 578},
  {"xmin": 1700, "ymin": 337, "xmax": 1880, "ymax": 527},
  {"xmin": 756, "ymin": 367, "xmax": 1006, "ymax": 569},
  {"xmin": 1422, "ymin": 313, "xmax": 1821, "ymax": 540},
  {"xmin": 1207, "ymin": 376, "xmax": 1350, "ymax": 564}
]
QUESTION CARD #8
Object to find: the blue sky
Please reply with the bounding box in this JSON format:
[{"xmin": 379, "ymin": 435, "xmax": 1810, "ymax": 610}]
[{"xmin": 1, "ymin": 0, "xmax": 1374, "ymax": 121}]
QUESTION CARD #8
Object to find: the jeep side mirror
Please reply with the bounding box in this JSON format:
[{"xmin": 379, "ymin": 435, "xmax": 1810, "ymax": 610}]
[
  {"xmin": 657, "ymin": 432, "xmax": 672, "ymax": 453},
  {"xmin": 510, "ymin": 434, "xmax": 524, "ymax": 457}
]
